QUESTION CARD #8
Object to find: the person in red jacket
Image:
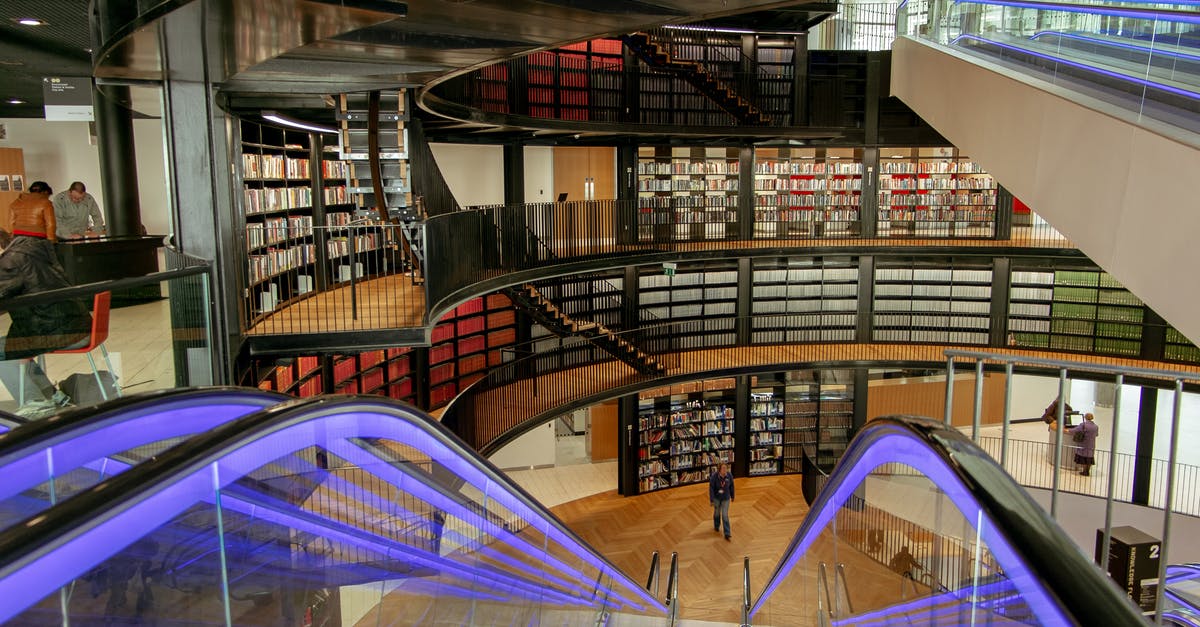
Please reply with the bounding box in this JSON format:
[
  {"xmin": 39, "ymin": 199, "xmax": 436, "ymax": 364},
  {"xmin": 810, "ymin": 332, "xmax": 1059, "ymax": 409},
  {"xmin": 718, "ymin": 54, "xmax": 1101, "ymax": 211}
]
[{"xmin": 0, "ymin": 206, "xmax": 91, "ymax": 417}]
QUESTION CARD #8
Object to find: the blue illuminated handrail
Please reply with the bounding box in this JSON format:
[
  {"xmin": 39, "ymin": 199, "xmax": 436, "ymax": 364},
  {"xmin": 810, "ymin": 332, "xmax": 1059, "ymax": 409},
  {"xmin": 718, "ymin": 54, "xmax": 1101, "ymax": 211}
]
[
  {"xmin": 0, "ymin": 395, "xmax": 667, "ymax": 622},
  {"xmin": 1028, "ymin": 31, "xmax": 1200, "ymax": 64},
  {"xmin": 750, "ymin": 415, "xmax": 1146, "ymax": 626},
  {"xmin": 951, "ymin": 33, "xmax": 1200, "ymax": 99},
  {"xmin": 0, "ymin": 388, "xmax": 287, "ymax": 509},
  {"xmin": 954, "ymin": 0, "xmax": 1200, "ymax": 23}
]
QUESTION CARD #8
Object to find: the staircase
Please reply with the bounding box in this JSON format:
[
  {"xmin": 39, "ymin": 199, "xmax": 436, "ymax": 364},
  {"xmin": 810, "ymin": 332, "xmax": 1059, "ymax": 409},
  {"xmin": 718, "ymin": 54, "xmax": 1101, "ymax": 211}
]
[
  {"xmin": 337, "ymin": 90, "xmax": 425, "ymax": 282},
  {"xmin": 620, "ymin": 32, "xmax": 767, "ymax": 125},
  {"xmin": 505, "ymin": 283, "xmax": 666, "ymax": 376}
]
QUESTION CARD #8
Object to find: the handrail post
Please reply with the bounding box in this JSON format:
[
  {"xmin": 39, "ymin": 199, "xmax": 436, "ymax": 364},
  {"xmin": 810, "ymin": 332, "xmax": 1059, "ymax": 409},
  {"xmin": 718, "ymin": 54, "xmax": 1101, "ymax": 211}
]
[
  {"xmin": 836, "ymin": 562, "xmax": 854, "ymax": 616},
  {"xmin": 1101, "ymin": 374, "xmax": 1123, "ymax": 573},
  {"xmin": 666, "ymin": 551, "xmax": 680, "ymax": 625},
  {"xmin": 972, "ymin": 359, "xmax": 984, "ymax": 442},
  {"xmin": 1001, "ymin": 361, "xmax": 1013, "ymax": 467},
  {"xmin": 741, "ymin": 556, "xmax": 751, "ymax": 626},
  {"xmin": 1154, "ymin": 379, "xmax": 1184, "ymax": 626},
  {"xmin": 944, "ymin": 356, "xmax": 955, "ymax": 426},
  {"xmin": 1051, "ymin": 367, "xmax": 1067, "ymax": 518},
  {"xmin": 646, "ymin": 550, "xmax": 660, "ymax": 600}
]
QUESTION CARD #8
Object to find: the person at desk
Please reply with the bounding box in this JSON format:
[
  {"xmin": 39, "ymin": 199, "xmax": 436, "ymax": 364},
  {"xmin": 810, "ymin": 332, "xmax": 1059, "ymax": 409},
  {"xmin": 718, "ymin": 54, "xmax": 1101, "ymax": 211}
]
[
  {"xmin": 52, "ymin": 181, "xmax": 105, "ymax": 240},
  {"xmin": 0, "ymin": 191, "xmax": 92, "ymax": 416}
]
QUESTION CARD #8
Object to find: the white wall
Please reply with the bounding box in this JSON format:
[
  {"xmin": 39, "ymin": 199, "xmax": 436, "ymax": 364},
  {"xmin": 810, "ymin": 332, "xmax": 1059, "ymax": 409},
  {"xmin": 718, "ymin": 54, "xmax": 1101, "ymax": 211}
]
[
  {"xmin": 488, "ymin": 421, "xmax": 556, "ymax": 470},
  {"xmin": 0, "ymin": 117, "xmax": 172, "ymax": 236},
  {"xmin": 524, "ymin": 145, "xmax": 554, "ymax": 203},
  {"xmin": 429, "ymin": 143, "xmax": 505, "ymax": 207}
]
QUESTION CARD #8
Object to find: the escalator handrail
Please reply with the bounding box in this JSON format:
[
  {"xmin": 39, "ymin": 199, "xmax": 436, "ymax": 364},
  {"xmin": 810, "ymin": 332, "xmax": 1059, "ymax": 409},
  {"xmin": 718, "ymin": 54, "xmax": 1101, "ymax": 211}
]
[
  {"xmin": 751, "ymin": 415, "xmax": 1146, "ymax": 626},
  {"xmin": 0, "ymin": 395, "xmax": 667, "ymax": 619},
  {"xmin": 0, "ymin": 387, "xmax": 287, "ymax": 470}
]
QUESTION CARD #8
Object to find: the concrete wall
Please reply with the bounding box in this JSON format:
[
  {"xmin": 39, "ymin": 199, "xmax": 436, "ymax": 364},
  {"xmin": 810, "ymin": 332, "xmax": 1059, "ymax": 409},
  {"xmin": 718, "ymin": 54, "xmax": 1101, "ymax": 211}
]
[
  {"xmin": 488, "ymin": 420, "xmax": 556, "ymax": 470},
  {"xmin": 524, "ymin": 145, "xmax": 554, "ymax": 204},
  {"xmin": 429, "ymin": 143, "xmax": 505, "ymax": 207}
]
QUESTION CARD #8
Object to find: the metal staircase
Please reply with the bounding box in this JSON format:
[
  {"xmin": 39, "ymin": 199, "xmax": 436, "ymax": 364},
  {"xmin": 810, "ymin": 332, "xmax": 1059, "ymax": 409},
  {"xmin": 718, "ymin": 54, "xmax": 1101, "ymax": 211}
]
[
  {"xmin": 620, "ymin": 32, "xmax": 767, "ymax": 125},
  {"xmin": 505, "ymin": 283, "xmax": 666, "ymax": 376},
  {"xmin": 337, "ymin": 90, "xmax": 425, "ymax": 282}
]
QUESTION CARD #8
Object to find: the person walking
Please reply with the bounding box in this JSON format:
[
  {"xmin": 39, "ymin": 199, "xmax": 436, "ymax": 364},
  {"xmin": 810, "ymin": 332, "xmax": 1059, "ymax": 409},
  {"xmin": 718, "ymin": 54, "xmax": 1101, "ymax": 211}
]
[
  {"xmin": 709, "ymin": 462, "xmax": 734, "ymax": 540},
  {"xmin": 1067, "ymin": 413, "xmax": 1100, "ymax": 476}
]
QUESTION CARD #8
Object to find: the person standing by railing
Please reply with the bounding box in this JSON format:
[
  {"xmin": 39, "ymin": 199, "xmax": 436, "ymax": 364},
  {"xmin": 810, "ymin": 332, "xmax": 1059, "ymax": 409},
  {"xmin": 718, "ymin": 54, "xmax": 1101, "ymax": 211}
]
[{"xmin": 1067, "ymin": 413, "xmax": 1100, "ymax": 476}]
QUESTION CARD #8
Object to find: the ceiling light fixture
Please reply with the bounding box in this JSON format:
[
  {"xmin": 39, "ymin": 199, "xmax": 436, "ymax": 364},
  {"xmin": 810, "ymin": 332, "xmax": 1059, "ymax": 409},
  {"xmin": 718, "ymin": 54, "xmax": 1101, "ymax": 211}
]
[
  {"xmin": 7, "ymin": 99, "xmax": 27, "ymax": 105},
  {"xmin": 15, "ymin": 18, "xmax": 46, "ymax": 26},
  {"xmin": 262, "ymin": 111, "xmax": 338, "ymax": 134}
]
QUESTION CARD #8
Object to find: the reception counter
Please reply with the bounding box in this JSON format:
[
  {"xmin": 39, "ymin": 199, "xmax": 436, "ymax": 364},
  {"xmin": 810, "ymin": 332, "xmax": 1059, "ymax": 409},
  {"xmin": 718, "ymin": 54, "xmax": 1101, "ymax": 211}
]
[{"xmin": 55, "ymin": 236, "xmax": 164, "ymax": 302}]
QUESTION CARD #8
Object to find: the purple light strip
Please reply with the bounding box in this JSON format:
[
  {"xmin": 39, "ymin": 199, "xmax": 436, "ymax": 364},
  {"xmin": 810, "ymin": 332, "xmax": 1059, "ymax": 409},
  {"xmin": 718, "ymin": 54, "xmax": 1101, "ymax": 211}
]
[
  {"xmin": 0, "ymin": 408, "xmax": 661, "ymax": 621},
  {"xmin": 748, "ymin": 428, "xmax": 1072, "ymax": 625},
  {"xmin": 337, "ymin": 434, "xmax": 656, "ymax": 609},
  {"xmin": 327, "ymin": 438, "xmax": 646, "ymax": 611},
  {"xmin": 0, "ymin": 402, "xmax": 272, "ymax": 505},
  {"xmin": 954, "ymin": 0, "xmax": 1200, "ymax": 24},
  {"xmin": 951, "ymin": 33, "xmax": 1200, "ymax": 100},
  {"xmin": 216, "ymin": 488, "xmax": 581, "ymax": 607},
  {"xmin": 1029, "ymin": 31, "xmax": 1200, "ymax": 64},
  {"xmin": 832, "ymin": 579, "xmax": 1017, "ymax": 625}
]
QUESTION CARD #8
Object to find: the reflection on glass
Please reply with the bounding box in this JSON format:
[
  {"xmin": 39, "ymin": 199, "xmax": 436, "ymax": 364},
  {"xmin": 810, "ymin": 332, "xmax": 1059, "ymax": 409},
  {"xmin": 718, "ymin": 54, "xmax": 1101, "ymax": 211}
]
[
  {"xmin": 899, "ymin": 0, "xmax": 1200, "ymax": 133},
  {"xmin": 753, "ymin": 426, "xmax": 1075, "ymax": 626}
]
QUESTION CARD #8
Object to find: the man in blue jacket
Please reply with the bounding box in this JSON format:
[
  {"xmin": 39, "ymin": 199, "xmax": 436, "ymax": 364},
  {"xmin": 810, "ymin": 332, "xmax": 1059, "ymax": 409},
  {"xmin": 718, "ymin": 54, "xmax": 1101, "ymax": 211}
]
[{"xmin": 709, "ymin": 462, "xmax": 734, "ymax": 540}]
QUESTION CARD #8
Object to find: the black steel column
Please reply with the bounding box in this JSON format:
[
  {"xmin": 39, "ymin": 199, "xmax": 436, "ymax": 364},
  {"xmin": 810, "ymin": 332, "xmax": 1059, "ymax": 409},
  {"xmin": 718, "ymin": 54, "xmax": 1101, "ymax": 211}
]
[
  {"xmin": 503, "ymin": 142, "xmax": 524, "ymax": 204},
  {"xmin": 501, "ymin": 143, "xmax": 527, "ymax": 268},
  {"xmin": 1141, "ymin": 307, "xmax": 1168, "ymax": 361},
  {"xmin": 989, "ymin": 257, "xmax": 1012, "ymax": 347},
  {"xmin": 852, "ymin": 368, "xmax": 869, "ymax": 433},
  {"xmin": 793, "ymin": 34, "xmax": 808, "ymax": 125},
  {"xmin": 995, "ymin": 186, "xmax": 1014, "ymax": 240},
  {"xmin": 860, "ymin": 147, "xmax": 879, "ymax": 238},
  {"xmin": 618, "ymin": 393, "xmax": 638, "ymax": 496},
  {"xmin": 93, "ymin": 85, "xmax": 142, "ymax": 236},
  {"xmin": 617, "ymin": 143, "xmax": 637, "ymax": 244},
  {"xmin": 1131, "ymin": 386, "xmax": 1158, "ymax": 506},
  {"xmin": 857, "ymin": 256, "xmax": 875, "ymax": 342},
  {"xmin": 864, "ymin": 53, "xmax": 882, "ymax": 145},
  {"xmin": 737, "ymin": 146, "xmax": 754, "ymax": 240},
  {"xmin": 734, "ymin": 375, "xmax": 751, "ymax": 477},
  {"xmin": 623, "ymin": 265, "xmax": 640, "ymax": 331},
  {"xmin": 160, "ymin": 2, "xmax": 238, "ymax": 383},
  {"xmin": 736, "ymin": 257, "xmax": 752, "ymax": 346}
]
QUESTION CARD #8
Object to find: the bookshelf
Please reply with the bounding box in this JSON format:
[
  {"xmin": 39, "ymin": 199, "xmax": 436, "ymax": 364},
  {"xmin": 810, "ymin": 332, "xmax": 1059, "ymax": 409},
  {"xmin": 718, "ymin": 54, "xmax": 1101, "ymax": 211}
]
[
  {"xmin": 637, "ymin": 261, "xmax": 739, "ymax": 350},
  {"xmin": 1165, "ymin": 327, "xmax": 1200, "ymax": 364},
  {"xmin": 755, "ymin": 39, "xmax": 795, "ymax": 124},
  {"xmin": 251, "ymin": 348, "xmax": 416, "ymax": 404},
  {"xmin": 1007, "ymin": 268, "xmax": 1144, "ymax": 356},
  {"xmin": 873, "ymin": 259, "xmax": 993, "ymax": 345},
  {"xmin": 748, "ymin": 386, "xmax": 786, "ymax": 476},
  {"xmin": 752, "ymin": 147, "xmax": 863, "ymax": 239},
  {"xmin": 751, "ymin": 256, "xmax": 859, "ymax": 343},
  {"xmin": 757, "ymin": 370, "xmax": 855, "ymax": 474},
  {"xmin": 637, "ymin": 381, "xmax": 736, "ymax": 493},
  {"xmin": 239, "ymin": 119, "xmax": 356, "ymax": 321},
  {"xmin": 877, "ymin": 147, "xmax": 998, "ymax": 238},
  {"xmin": 526, "ymin": 39, "xmax": 625, "ymax": 122},
  {"xmin": 808, "ymin": 51, "xmax": 868, "ymax": 128},
  {"xmin": 429, "ymin": 293, "xmax": 519, "ymax": 408},
  {"xmin": 636, "ymin": 146, "xmax": 740, "ymax": 242}
]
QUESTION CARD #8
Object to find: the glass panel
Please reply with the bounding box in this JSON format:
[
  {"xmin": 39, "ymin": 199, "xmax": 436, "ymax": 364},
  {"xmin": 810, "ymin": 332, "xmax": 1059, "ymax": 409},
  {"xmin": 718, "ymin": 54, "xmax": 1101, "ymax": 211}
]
[
  {"xmin": 753, "ymin": 432, "xmax": 1072, "ymax": 625},
  {"xmin": 9, "ymin": 486, "xmax": 228, "ymax": 624},
  {"xmin": 0, "ymin": 271, "xmax": 214, "ymax": 419}
]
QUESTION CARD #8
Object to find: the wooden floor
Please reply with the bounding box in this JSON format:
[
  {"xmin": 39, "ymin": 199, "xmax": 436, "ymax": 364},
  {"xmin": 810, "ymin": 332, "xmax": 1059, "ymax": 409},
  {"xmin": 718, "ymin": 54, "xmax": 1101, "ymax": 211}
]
[
  {"xmin": 247, "ymin": 230, "xmax": 1072, "ymax": 336},
  {"xmin": 550, "ymin": 475, "xmax": 810, "ymax": 623}
]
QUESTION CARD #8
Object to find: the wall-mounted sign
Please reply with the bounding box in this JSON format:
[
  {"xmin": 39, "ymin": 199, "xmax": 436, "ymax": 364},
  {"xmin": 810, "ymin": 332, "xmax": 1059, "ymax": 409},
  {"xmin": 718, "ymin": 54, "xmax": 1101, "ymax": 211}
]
[{"xmin": 43, "ymin": 77, "xmax": 94, "ymax": 121}]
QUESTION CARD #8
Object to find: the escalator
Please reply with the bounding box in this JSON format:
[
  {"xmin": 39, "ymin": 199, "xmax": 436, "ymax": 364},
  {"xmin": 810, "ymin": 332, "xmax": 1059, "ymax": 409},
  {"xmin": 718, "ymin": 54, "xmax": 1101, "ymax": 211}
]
[
  {"xmin": 751, "ymin": 415, "xmax": 1147, "ymax": 626},
  {"xmin": 0, "ymin": 388, "xmax": 286, "ymax": 531},
  {"xmin": 0, "ymin": 393, "xmax": 666, "ymax": 625}
]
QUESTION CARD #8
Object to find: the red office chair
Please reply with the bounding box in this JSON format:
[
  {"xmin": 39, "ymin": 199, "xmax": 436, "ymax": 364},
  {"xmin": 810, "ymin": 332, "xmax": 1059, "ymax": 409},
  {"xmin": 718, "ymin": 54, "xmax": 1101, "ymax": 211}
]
[{"xmin": 18, "ymin": 291, "xmax": 120, "ymax": 406}]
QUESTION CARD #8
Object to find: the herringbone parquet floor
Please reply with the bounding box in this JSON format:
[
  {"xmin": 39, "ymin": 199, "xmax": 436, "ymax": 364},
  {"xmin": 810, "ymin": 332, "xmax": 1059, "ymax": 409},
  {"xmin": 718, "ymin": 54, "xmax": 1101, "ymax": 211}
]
[{"xmin": 551, "ymin": 475, "xmax": 810, "ymax": 623}]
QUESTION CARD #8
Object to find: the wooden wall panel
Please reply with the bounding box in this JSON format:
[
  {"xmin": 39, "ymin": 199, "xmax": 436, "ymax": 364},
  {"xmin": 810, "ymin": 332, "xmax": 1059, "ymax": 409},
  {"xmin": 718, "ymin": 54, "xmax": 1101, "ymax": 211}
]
[
  {"xmin": 589, "ymin": 399, "xmax": 619, "ymax": 461},
  {"xmin": 867, "ymin": 372, "xmax": 1007, "ymax": 427},
  {"xmin": 0, "ymin": 148, "xmax": 26, "ymax": 233}
]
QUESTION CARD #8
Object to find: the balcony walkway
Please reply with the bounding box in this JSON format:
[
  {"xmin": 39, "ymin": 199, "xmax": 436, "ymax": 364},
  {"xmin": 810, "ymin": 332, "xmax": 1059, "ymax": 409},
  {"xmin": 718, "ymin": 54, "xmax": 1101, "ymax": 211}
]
[{"xmin": 246, "ymin": 228, "xmax": 1072, "ymax": 337}]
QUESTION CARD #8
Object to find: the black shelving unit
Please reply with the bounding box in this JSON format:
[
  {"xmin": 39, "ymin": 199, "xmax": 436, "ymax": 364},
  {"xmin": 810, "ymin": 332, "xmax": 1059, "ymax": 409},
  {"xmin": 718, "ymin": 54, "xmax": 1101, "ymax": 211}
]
[
  {"xmin": 750, "ymin": 256, "xmax": 859, "ymax": 343},
  {"xmin": 638, "ymin": 260, "xmax": 739, "ymax": 350},
  {"xmin": 1008, "ymin": 268, "xmax": 1144, "ymax": 356},
  {"xmin": 636, "ymin": 385, "xmax": 736, "ymax": 493},
  {"xmin": 873, "ymin": 258, "xmax": 993, "ymax": 345},
  {"xmin": 752, "ymin": 147, "xmax": 863, "ymax": 239}
]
